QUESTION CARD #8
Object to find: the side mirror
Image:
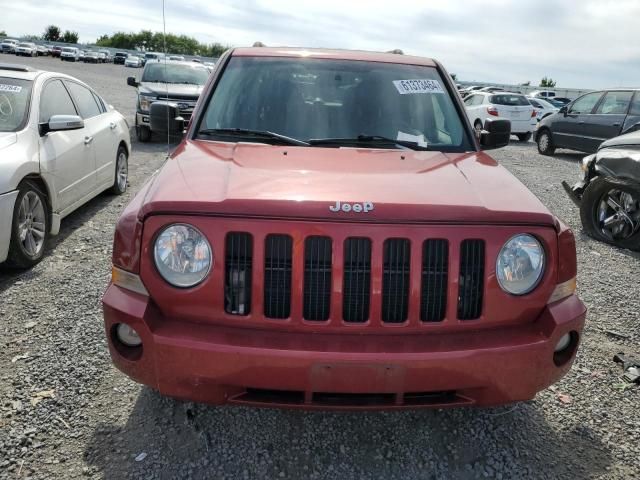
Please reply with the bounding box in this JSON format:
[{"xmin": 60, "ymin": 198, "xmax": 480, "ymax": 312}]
[
  {"xmin": 39, "ymin": 115, "xmax": 84, "ymax": 136},
  {"xmin": 559, "ymin": 105, "xmax": 568, "ymax": 115},
  {"xmin": 479, "ymin": 118, "xmax": 511, "ymax": 150},
  {"xmin": 127, "ymin": 76, "xmax": 138, "ymax": 87},
  {"xmin": 149, "ymin": 101, "xmax": 185, "ymax": 137}
]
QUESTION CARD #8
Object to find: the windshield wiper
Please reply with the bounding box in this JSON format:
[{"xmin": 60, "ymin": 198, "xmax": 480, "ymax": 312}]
[
  {"xmin": 198, "ymin": 128, "xmax": 310, "ymax": 146},
  {"xmin": 308, "ymin": 135, "xmax": 429, "ymax": 150}
]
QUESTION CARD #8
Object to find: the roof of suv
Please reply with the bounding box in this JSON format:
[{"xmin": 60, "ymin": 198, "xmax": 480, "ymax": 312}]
[{"xmin": 231, "ymin": 47, "xmax": 437, "ymax": 66}]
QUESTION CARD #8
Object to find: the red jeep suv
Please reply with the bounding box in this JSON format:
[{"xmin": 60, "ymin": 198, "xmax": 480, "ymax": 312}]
[{"xmin": 103, "ymin": 47, "xmax": 586, "ymax": 409}]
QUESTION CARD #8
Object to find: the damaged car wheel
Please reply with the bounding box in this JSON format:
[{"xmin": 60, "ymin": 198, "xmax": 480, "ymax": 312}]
[{"xmin": 580, "ymin": 176, "xmax": 640, "ymax": 250}]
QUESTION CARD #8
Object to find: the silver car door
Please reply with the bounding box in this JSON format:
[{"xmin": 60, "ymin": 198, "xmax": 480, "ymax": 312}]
[{"xmin": 38, "ymin": 79, "xmax": 96, "ymax": 212}]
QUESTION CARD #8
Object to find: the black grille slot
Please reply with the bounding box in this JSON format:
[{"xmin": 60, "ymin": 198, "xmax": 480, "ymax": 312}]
[
  {"xmin": 420, "ymin": 239, "xmax": 449, "ymax": 322},
  {"xmin": 457, "ymin": 239, "xmax": 485, "ymax": 320},
  {"xmin": 343, "ymin": 238, "xmax": 371, "ymax": 322},
  {"xmin": 264, "ymin": 235, "xmax": 293, "ymax": 319},
  {"xmin": 303, "ymin": 236, "xmax": 332, "ymax": 321},
  {"xmin": 381, "ymin": 239, "xmax": 411, "ymax": 323},
  {"xmin": 224, "ymin": 233, "xmax": 253, "ymax": 315}
]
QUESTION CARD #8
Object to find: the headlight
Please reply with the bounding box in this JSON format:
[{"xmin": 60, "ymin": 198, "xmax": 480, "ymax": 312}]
[
  {"xmin": 496, "ymin": 234, "xmax": 545, "ymax": 295},
  {"xmin": 139, "ymin": 94, "xmax": 155, "ymax": 112},
  {"xmin": 153, "ymin": 224, "xmax": 212, "ymax": 288},
  {"xmin": 581, "ymin": 154, "xmax": 595, "ymax": 172}
]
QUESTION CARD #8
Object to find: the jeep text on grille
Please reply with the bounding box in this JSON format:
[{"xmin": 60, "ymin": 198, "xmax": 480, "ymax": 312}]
[{"xmin": 103, "ymin": 47, "xmax": 586, "ymax": 410}]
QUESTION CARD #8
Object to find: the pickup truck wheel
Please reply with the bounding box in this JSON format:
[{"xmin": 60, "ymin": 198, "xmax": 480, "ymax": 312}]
[
  {"xmin": 137, "ymin": 125, "xmax": 151, "ymax": 142},
  {"xmin": 474, "ymin": 120, "xmax": 482, "ymax": 140},
  {"xmin": 536, "ymin": 130, "xmax": 555, "ymax": 155},
  {"xmin": 580, "ymin": 176, "xmax": 640, "ymax": 251},
  {"xmin": 517, "ymin": 132, "xmax": 532, "ymax": 142},
  {"xmin": 5, "ymin": 181, "xmax": 50, "ymax": 269},
  {"xmin": 110, "ymin": 146, "xmax": 129, "ymax": 195}
]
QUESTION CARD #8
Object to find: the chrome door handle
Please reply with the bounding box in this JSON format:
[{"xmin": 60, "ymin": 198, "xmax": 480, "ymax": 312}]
[
  {"xmin": 109, "ymin": 122, "xmax": 116, "ymax": 129},
  {"xmin": 84, "ymin": 136, "xmax": 93, "ymax": 145}
]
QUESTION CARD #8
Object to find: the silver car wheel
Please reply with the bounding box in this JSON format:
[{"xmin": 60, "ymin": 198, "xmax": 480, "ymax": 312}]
[
  {"xmin": 597, "ymin": 189, "xmax": 640, "ymax": 241},
  {"xmin": 17, "ymin": 191, "xmax": 46, "ymax": 257},
  {"xmin": 117, "ymin": 151, "xmax": 128, "ymax": 191},
  {"xmin": 539, "ymin": 133, "xmax": 549, "ymax": 151}
]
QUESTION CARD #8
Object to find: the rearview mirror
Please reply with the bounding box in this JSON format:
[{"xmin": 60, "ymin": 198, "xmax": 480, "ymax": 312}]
[
  {"xmin": 149, "ymin": 101, "xmax": 185, "ymax": 138},
  {"xmin": 39, "ymin": 115, "xmax": 84, "ymax": 136},
  {"xmin": 559, "ymin": 105, "xmax": 568, "ymax": 115},
  {"xmin": 479, "ymin": 119, "xmax": 511, "ymax": 150},
  {"xmin": 127, "ymin": 76, "xmax": 138, "ymax": 87}
]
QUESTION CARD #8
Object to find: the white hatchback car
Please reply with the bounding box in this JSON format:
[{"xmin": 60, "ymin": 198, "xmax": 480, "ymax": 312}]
[
  {"xmin": 0, "ymin": 64, "xmax": 131, "ymax": 268},
  {"xmin": 463, "ymin": 92, "xmax": 536, "ymax": 142}
]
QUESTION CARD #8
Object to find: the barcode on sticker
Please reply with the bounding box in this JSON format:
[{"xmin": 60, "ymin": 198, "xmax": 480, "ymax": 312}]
[
  {"xmin": 393, "ymin": 79, "xmax": 444, "ymax": 95},
  {"xmin": 0, "ymin": 84, "xmax": 22, "ymax": 93}
]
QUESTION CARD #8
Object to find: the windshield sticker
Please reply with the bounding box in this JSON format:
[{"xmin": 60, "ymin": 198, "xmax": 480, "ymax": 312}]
[
  {"xmin": 397, "ymin": 131, "xmax": 428, "ymax": 147},
  {"xmin": 0, "ymin": 84, "xmax": 22, "ymax": 93},
  {"xmin": 393, "ymin": 79, "xmax": 444, "ymax": 95}
]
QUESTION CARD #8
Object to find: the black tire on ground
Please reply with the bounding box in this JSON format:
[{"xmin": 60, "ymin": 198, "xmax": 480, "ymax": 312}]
[
  {"xmin": 473, "ymin": 120, "xmax": 483, "ymax": 140},
  {"xmin": 110, "ymin": 145, "xmax": 129, "ymax": 195},
  {"xmin": 579, "ymin": 176, "xmax": 640, "ymax": 251},
  {"xmin": 517, "ymin": 132, "xmax": 532, "ymax": 142},
  {"xmin": 536, "ymin": 129, "xmax": 556, "ymax": 155},
  {"xmin": 137, "ymin": 125, "xmax": 151, "ymax": 142},
  {"xmin": 5, "ymin": 181, "xmax": 50, "ymax": 269}
]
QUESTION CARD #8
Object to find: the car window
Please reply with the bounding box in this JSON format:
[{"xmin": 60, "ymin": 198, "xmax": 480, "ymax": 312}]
[
  {"xmin": 92, "ymin": 92, "xmax": 106, "ymax": 113},
  {"xmin": 529, "ymin": 99, "xmax": 542, "ymax": 108},
  {"xmin": 200, "ymin": 56, "xmax": 472, "ymax": 151},
  {"xmin": 629, "ymin": 93, "xmax": 640, "ymax": 116},
  {"xmin": 463, "ymin": 95, "xmax": 475, "ymax": 105},
  {"xmin": 65, "ymin": 81, "xmax": 102, "ymax": 119},
  {"xmin": 569, "ymin": 92, "xmax": 603, "ymax": 114},
  {"xmin": 0, "ymin": 78, "xmax": 32, "ymax": 132},
  {"xmin": 142, "ymin": 63, "xmax": 209, "ymax": 85},
  {"xmin": 594, "ymin": 91, "xmax": 633, "ymax": 115},
  {"xmin": 472, "ymin": 95, "xmax": 484, "ymax": 106},
  {"xmin": 39, "ymin": 80, "xmax": 77, "ymax": 122},
  {"xmin": 490, "ymin": 94, "xmax": 530, "ymax": 106}
]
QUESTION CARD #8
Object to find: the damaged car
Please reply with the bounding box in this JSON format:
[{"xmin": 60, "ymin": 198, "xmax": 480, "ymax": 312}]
[
  {"xmin": 103, "ymin": 47, "xmax": 586, "ymax": 410},
  {"xmin": 563, "ymin": 130, "xmax": 640, "ymax": 250}
]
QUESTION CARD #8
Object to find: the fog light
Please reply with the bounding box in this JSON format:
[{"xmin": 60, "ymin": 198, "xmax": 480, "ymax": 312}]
[
  {"xmin": 116, "ymin": 323, "xmax": 142, "ymax": 347},
  {"xmin": 554, "ymin": 333, "xmax": 571, "ymax": 353}
]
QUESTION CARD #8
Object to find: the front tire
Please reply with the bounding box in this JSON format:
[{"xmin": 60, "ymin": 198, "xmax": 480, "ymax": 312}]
[
  {"xmin": 517, "ymin": 132, "xmax": 532, "ymax": 142},
  {"xmin": 111, "ymin": 146, "xmax": 129, "ymax": 195},
  {"xmin": 536, "ymin": 129, "xmax": 556, "ymax": 155},
  {"xmin": 5, "ymin": 181, "xmax": 50, "ymax": 269},
  {"xmin": 137, "ymin": 125, "xmax": 151, "ymax": 142},
  {"xmin": 580, "ymin": 176, "xmax": 640, "ymax": 250}
]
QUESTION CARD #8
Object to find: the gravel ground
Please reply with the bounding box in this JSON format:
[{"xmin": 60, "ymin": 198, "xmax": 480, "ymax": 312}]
[{"xmin": 1, "ymin": 55, "xmax": 639, "ymax": 480}]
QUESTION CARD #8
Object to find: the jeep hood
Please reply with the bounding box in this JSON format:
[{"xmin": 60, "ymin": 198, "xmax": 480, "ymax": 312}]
[
  {"xmin": 139, "ymin": 82, "xmax": 202, "ymax": 98},
  {"xmin": 140, "ymin": 140, "xmax": 554, "ymax": 225}
]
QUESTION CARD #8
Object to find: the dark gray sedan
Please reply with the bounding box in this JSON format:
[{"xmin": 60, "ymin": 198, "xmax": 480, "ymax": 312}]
[{"xmin": 536, "ymin": 89, "xmax": 640, "ymax": 155}]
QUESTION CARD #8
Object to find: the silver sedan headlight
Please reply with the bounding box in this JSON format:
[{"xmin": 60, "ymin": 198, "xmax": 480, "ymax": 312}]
[
  {"xmin": 153, "ymin": 224, "xmax": 212, "ymax": 288},
  {"xmin": 496, "ymin": 234, "xmax": 545, "ymax": 295}
]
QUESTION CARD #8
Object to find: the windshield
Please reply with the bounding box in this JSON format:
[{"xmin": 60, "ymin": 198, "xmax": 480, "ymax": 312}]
[
  {"xmin": 62, "ymin": 47, "xmax": 75, "ymax": 53},
  {"xmin": 141, "ymin": 63, "xmax": 209, "ymax": 85},
  {"xmin": 0, "ymin": 78, "xmax": 32, "ymax": 132},
  {"xmin": 198, "ymin": 57, "xmax": 471, "ymax": 151},
  {"xmin": 18, "ymin": 43, "xmax": 34, "ymax": 48}
]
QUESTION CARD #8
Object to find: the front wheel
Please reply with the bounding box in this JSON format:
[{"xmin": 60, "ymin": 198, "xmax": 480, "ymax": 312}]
[
  {"xmin": 5, "ymin": 181, "xmax": 50, "ymax": 269},
  {"xmin": 110, "ymin": 146, "xmax": 129, "ymax": 195},
  {"xmin": 536, "ymin": 130, "xmax": 556, "ymax": 155},
  {"xmin": 517, "ymin": 132, "xmax": 532, "ymax": 142},
  {"xmin": 580, "ymin": 176, "xmax": 640, "ymax": 251},
  {"xmin": 137, "ymin": 125, "xmax": 151, "ymax": 142}
]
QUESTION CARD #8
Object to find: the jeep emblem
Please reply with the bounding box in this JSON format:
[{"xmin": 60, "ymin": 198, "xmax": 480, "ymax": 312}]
[{"xmin": 329, "ymin": 201, "xmax": 374, "ymax": 213}]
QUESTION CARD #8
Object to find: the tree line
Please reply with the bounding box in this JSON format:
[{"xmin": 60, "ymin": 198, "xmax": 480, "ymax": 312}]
[{"xmin": 96, "ymin": 30, "xmax": 227, "ymax": 57}]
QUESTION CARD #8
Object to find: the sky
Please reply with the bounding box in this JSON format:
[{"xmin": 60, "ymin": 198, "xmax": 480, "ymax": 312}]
[{"xmin": 2, "ymin": 0, "xmax": 640, "ymax": 89}]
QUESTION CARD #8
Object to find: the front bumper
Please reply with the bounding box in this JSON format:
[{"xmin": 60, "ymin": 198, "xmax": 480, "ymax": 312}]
[
  {"xmin": 0, "ymin": 190, "xmax": 19, "ymax": 263},
  {"xmin": 103, "ymin": 285, "xmax": 587, "ymax": 409}
]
